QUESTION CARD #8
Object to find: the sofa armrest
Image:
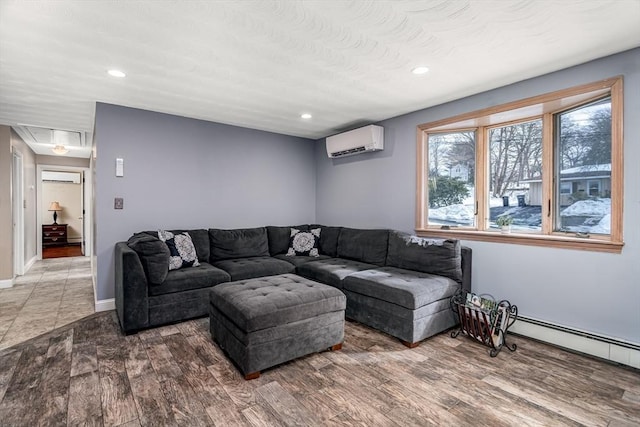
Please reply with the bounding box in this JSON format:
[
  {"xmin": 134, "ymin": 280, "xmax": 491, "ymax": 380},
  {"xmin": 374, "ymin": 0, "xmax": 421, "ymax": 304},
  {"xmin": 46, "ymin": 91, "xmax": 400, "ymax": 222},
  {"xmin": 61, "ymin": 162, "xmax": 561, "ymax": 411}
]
[
  {"xmin": 461, "ymin": 246, "xmax": 472, "ymax": 293},
  {"xmin": 115, "ymin": 242, "xmax": 149, "ymax": 333}
]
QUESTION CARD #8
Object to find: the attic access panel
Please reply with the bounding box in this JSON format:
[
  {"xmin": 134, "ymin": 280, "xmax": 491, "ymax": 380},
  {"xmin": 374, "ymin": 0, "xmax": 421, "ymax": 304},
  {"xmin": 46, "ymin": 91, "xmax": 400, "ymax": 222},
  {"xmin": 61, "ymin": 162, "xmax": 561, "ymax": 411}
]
[{"xmin": 25, "ymin": 127, "xmax": 84, "ymax": 147}]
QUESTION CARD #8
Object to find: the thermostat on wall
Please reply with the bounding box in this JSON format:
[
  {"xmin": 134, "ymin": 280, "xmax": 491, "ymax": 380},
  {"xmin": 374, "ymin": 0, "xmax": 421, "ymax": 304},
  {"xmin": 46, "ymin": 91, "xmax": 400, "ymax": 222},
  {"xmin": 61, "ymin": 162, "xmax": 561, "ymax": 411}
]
[{"xmin": 116, "ymin": 158, "xmax": 124, "ymax": 177}]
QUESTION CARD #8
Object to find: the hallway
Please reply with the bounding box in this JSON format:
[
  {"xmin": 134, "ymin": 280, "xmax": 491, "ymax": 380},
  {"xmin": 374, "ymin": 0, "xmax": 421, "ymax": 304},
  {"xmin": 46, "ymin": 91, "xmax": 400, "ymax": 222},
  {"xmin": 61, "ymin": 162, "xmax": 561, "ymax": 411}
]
[{"xmin": 0, "ymin": 256, "xmax": 94, "ymax": 350}]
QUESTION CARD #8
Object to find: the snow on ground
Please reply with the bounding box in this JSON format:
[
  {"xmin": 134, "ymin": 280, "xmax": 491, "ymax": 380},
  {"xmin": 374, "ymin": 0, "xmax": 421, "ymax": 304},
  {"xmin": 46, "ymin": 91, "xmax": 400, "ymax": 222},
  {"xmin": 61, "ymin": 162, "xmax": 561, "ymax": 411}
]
[
  {"xmin": 429, "ymin": 197, "xmax": 611, "ymax": 233},
  {"xmin": 428, "ymin": 204, "xmax": 474, "ymax": 224},
  {"xmin": 561, "ymin": 199, "xmax": 611, "ymax": 234},
  {"xmin": 560, "ymin": 198, "xmax": 610, "ymax": 217},
  {"xmin": 588, "ymin": 213, "xmax": 611, "ymax": 234},
  {"xmin": 440, "ymin": 188, "xmax": 512, "ymax": 225}
]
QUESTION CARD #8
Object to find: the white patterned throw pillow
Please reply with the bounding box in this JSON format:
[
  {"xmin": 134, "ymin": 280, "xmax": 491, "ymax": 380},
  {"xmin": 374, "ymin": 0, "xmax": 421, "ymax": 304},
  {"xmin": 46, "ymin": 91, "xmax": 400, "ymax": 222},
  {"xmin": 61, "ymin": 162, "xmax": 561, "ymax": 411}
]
[
  {"xmin": 286, "ymin": 227, "xmax": 321, "ymax": 257},
  {"xmin": 158, "ymin": 230, "xmax": 200, "ymax": 270}
]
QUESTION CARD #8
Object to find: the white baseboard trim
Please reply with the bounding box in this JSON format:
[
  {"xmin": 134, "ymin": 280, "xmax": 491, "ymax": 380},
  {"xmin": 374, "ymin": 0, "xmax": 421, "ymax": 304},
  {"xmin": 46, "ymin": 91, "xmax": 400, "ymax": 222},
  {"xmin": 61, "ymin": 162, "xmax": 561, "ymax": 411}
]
[
  {"xmin": 95, "ymin": 298, "xmax": 115, "ymax": 312},
  {"xmin": 0, "ymin": 278, "xmax": 15, "ymax": 289},
  {"xmin": 511, "ymin": 316, "xmax": 640, "ymax": 369},
  {"xmin": 24, "ymin": 256, "xmax": 37, "ymax": 273},
  {"xmin": 92, "ymin": 273, "xmax": 97, "ymax": 305}
]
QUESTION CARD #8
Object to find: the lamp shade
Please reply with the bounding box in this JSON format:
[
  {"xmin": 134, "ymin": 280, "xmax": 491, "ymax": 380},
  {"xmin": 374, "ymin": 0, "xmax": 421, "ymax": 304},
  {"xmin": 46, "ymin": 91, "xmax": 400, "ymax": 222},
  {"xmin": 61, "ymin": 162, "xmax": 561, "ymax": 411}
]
[{"xmin": 48, "ymin": 201, "xmax": 62, "ymax": 211}]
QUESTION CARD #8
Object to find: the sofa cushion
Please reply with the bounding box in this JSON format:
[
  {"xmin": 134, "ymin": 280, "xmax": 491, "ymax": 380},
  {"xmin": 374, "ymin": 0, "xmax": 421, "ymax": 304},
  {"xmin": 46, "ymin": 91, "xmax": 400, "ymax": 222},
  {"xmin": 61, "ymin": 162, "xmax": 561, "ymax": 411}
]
[
  {"xmin": 309, "ymin": 225, "xmax": 341, "ymax": 257},
  {"xmin": 296, "ymin": 258, "xmax": 377, "ymax": 290},
  {"xmin": 142, "ymin": 229, "xmax": 210, "ymax": 264},
  {"xmin": 212, "ymin": 257, "xmax": 295, "ymax": 281},
  {"xmin": 266, "ymin": 225, "xmax": 309, "ymax": 256},
  {"xmin": 148, "ymin": 286, "xmax": 213, "ymax": 326},
  {"xmin": 209, "ymin": 227, "xmax": 270, "ymax": 261},
  {"xmin": 158, "ymin": 230, "xmax": 200, "ymax": 270},
  {"xmin": 344, "ymin": 290, "xmax": 455, "ymax": 343},
  {"xmin": 127, "ymin": 233, "xmax": 170, "ymax": 285},
  {"xmin": 337, "ymin": 228, "xmax": 389, "ymax": 266},
  {"xmin": 148, "ymin": 262, "xmax": 231, "ymax": 296},
  {"xmin": 274, "ymin": 254, "xmax": 331, "ymax": 267},
  {"xmin": 209, "ymin": 274, "xmax": 346, "ymax": 333},
  {"xmin": 287, "ymin": 227, "xmax": 320, "ymax": 256},
  {"xmin": 343, "ymin": 266, "xmax": 459, "ymax": 310},
  {"xmin": 386, "ymin": 231, "xmax": 462, "ymax": 284}
]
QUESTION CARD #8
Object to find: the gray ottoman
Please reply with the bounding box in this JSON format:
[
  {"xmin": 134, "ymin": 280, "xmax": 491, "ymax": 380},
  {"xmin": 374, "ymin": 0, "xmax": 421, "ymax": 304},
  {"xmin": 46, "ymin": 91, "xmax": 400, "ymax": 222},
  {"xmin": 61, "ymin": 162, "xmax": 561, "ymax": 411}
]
[{"xmin": 209, "ymin": 274, "xmax": 346, "ymax": 379}]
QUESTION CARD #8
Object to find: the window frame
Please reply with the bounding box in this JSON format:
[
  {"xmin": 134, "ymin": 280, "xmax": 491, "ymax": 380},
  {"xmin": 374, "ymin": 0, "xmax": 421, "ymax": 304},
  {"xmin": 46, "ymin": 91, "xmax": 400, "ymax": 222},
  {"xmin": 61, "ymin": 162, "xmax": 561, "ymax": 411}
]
[{"xmin": 416, "ymin": 77, "xmax": 624, "ymax": 253}]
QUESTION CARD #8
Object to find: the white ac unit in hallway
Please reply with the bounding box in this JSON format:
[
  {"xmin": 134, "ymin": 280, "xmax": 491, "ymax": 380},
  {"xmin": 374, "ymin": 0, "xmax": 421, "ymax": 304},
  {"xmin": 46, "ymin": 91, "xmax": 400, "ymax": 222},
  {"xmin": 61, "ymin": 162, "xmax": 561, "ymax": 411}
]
[{"xmin": 326, "ymin": 125, "xmax": 384, "ymax": 158}]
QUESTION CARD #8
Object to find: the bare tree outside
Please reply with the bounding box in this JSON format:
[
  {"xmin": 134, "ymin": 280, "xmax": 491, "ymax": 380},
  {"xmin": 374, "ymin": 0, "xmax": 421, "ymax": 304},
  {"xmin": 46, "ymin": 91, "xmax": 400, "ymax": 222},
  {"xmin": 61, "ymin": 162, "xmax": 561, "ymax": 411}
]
[
  {"xmin": 489, "ymin": 120, "xmax": 542, "ymax": 198},
  {"xmin": 560, "ymin": 100, "xmax": 611, "ymax": 169}
]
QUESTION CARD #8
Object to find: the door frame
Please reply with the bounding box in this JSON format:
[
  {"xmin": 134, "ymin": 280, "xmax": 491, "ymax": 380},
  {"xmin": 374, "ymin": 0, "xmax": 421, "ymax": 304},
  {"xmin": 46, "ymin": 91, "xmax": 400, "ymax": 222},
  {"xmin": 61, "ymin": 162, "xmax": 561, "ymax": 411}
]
[
  {"xmin": 12, "ymin": 150, "xmax": 24, "ymax": 276},
  {"xmin": 37, "ymin": 164, "xmax": 92, "ymax": 259}
]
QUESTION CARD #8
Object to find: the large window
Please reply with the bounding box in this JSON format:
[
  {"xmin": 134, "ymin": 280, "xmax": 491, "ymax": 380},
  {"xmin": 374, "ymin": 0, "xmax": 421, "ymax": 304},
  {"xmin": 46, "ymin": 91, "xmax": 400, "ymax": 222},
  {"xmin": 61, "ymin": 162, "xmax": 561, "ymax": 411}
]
[
  {"xmin": 427, "ymin": 131, "xmax": 475, "ymax": 227},
  {"xmin": 556, "ymin": 98, "xmax": 612, "ymax": 234},
  {"xmin": 416, "ymin": 77, "xmax": 623, "ymax": 253}
]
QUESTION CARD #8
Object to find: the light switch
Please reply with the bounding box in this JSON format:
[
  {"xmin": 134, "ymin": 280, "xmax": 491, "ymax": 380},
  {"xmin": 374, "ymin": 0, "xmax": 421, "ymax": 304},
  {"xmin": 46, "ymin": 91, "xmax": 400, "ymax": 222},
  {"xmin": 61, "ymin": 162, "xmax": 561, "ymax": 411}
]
[
  {"xmin": 116, "ymin": 158, "xmax": 124, "ymax": 177},
  {"xmin": 114, "ymin": 198, "xmax": 124, "ymax": 209}
]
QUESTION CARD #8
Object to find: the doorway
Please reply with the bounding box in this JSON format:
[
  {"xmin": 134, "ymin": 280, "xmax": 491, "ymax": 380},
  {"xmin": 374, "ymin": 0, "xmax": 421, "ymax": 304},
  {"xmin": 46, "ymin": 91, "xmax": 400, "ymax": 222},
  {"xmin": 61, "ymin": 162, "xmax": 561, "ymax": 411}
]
[{"xmin": 37, "ymin": 165, "xmax": 92, "ymax": 260}]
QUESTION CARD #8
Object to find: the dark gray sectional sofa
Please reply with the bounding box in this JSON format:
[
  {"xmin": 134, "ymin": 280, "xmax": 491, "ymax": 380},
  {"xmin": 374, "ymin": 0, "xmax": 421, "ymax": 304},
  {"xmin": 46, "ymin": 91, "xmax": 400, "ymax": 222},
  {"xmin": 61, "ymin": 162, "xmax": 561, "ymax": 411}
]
[{"xmin": 115, "ymin": 225, "xmax": 471, "ymax": 346}]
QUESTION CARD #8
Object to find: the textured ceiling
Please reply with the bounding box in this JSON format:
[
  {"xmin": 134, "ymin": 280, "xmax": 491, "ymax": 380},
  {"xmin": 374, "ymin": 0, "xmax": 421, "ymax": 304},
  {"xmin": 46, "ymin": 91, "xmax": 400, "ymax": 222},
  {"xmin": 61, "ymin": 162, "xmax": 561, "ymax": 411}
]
[{"xmin": 1, "ymin": 0, "xmax": 639, "ymax": 158}]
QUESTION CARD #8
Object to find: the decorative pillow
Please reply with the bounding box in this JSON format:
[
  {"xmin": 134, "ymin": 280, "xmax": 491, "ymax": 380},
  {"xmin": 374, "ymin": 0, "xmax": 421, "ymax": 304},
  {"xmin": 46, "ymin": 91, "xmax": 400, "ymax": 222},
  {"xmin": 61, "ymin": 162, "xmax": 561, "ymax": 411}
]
[
  {"xmin": 286, "ymin": 227, "xmax": 321, "ymax": 257},
  {"xmin": 158, "ymin": 230, "xmax": 200, "ymax": 270}
]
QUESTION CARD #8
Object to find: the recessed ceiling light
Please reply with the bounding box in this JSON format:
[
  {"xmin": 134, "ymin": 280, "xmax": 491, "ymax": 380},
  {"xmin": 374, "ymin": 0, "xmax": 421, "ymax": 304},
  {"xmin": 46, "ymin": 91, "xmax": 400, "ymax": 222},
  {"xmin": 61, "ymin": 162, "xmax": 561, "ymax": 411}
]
[
  {"xmin": 411, "ymin": 66, "xmax": 430, "ymax": 75},
  {"xmin": 300, "ymin": 113, "xmax": 312, "ymax": 119},
  {"xmin": 108, "ymin": 69, "xmax": 126, "ymax": 78}
]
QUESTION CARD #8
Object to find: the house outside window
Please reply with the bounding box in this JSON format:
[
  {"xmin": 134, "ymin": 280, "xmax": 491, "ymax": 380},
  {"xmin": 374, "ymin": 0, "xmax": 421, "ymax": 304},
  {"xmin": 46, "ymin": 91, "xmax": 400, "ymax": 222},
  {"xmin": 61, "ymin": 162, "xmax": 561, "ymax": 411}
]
[{"xmin": 416, "ymin": 77, "xmax": 623, "ymax": 253}]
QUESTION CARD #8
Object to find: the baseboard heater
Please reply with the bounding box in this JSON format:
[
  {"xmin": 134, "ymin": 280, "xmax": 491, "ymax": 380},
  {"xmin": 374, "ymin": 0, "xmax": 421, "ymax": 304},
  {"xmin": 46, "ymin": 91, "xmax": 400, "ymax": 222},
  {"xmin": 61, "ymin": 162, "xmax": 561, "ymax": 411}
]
[{"xmin": 510, "ymin": 316, "xmax": 640, "ymax": 369}]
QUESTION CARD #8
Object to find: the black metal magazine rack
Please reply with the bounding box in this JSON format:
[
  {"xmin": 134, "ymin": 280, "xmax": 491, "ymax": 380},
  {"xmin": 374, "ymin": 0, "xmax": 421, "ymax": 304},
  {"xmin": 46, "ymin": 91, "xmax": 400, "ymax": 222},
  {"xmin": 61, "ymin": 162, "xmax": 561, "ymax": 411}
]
[{"xmin": 450, "ymin": 290, "xmax": 518, "ymax": 357}]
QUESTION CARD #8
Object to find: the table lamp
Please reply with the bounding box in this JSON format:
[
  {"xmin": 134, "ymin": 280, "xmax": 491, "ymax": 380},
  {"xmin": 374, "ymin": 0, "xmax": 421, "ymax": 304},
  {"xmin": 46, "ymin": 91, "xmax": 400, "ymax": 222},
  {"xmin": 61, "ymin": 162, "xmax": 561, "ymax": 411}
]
[{"xmin": 48, "ymin": 202, "xmax": 62, "ymax": 224}]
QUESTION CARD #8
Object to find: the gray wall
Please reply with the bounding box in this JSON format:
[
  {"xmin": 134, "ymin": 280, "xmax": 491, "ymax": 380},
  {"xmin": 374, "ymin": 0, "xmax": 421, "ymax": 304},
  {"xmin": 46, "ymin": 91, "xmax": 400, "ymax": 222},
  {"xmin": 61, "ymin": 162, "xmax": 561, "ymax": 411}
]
[
  {"xmin": 95, "ymin": 103, "xmax": 316, "ymax": 301},
  {"xmin": 316, "ymin": 48, "xmax": 640, "ymax": 344}
]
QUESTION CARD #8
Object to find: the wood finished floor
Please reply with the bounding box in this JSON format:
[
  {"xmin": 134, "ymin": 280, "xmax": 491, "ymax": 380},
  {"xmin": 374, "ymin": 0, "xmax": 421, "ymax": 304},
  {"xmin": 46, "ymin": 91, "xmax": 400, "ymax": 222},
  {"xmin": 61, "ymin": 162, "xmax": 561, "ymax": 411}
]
[
  {"xmin": 42, "ymin": 244, "xmax": 84, "ymax": 259},
  {"xmin": 0, "ymin": 311, "xmax": 638, "ymax": 427}
]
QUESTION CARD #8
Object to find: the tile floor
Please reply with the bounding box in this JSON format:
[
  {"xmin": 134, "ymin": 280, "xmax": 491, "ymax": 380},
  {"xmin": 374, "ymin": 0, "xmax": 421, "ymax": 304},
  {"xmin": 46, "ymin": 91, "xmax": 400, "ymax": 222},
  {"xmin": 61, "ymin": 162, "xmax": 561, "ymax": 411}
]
[{"xmin": 0, "ymin": 256, "xmax": 95, "ymax": 350}]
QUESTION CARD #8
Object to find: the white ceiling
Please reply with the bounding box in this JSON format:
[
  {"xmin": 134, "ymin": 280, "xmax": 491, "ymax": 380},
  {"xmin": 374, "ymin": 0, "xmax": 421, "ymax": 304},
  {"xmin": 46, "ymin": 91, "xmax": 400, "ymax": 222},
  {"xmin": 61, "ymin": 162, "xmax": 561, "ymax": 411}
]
[{"xmin": 1, "ymin": 0, "xmax": 639, "ymax": 159}]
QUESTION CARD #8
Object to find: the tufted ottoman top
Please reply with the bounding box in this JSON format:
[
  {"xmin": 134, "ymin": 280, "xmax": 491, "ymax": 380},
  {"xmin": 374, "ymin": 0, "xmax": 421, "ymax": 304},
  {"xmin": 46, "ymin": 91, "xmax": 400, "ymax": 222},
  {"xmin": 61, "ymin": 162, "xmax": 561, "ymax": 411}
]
[{"xmin": 209, "ymin": 274, "xmax": 346, "ymax": 333}]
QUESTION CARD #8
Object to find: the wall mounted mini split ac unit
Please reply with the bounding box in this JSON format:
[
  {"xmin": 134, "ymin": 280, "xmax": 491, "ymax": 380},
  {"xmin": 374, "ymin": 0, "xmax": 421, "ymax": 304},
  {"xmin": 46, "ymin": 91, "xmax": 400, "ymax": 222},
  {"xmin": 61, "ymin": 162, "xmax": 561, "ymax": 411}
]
[
  {"xmin": 41, "ymin": 171, "xmax": 81, "ymax": 183},
  {"xmin": 326, "ymin": 124, "xmax": 384, "ymax": 158}
]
